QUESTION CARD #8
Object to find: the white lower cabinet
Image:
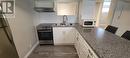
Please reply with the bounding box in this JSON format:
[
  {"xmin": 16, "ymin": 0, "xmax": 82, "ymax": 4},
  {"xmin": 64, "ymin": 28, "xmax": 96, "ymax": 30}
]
[
  {"xmin": 53, "ymin": 27, "xmax": 98, "ymax": 58},
  {"xmin": 75, "ymin": 31, "xmax": 98, "ymax": 58},
  {"xmin": 53, "ymin": 27, "xmax": 76, "ymax": 45}
]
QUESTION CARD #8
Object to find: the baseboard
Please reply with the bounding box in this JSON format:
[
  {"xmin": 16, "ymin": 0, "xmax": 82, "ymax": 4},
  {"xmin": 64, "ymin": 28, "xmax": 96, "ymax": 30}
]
[{"xmin": 24, "ymin": 41, "xmax": 39, "ymax": 58}]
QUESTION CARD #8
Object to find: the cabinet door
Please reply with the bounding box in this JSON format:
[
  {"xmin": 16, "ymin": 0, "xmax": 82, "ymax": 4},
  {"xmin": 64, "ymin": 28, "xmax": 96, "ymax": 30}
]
[
  {"xmin": 80, "ymin": 0, "xmax": 96, "ymax": 19},
  {"xmin": 79, "ymin": 35, "xmax": 89, "ymax": 58},
  {"xmin": 53, "ymin": 27, "xmax": 64, "ymax": 45},
  {"xmin": 53, "ymin": 27, "xmax": 76, "ymax": 45},
  {"xmin": 76, "ymin": 37, "xmax": 84, "ymax": 58},
  {"xmin": 74, "ymin": 30, "xmax": 81, "ymax": 52},
  {"xmin": 75, "ymin": 37, "xmax": 80, "ymax": 57},
  {"xmin": 64, "ymin": 27, "xmax": 76, "ymax": 44}
]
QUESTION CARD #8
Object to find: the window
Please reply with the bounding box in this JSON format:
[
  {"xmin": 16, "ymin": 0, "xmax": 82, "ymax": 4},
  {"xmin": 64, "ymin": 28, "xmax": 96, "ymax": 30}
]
[{"xmin": 102, "ymin": 0, "xmax": 111, "ymax": 13}]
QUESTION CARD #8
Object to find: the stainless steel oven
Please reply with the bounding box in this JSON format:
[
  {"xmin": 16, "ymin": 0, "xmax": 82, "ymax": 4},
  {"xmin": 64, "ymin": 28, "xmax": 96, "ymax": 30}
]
[{"xmin": 37, "ymin": 26, "xmax": 53, "ymax": 45}]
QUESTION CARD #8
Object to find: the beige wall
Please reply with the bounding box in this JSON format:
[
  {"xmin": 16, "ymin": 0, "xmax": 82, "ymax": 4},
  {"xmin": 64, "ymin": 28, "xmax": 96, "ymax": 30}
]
[
  {"xmin": 7, "ymin": 0, "xmax": 38, "ymax": 58},
  {"xmin": 96, "ymin": 0, "xmax": 117, "ymax": 29},
  {"xmin": 107, "ymin": 0, "xmax": 117, "ymax": 24},
  {"xmin": 112, "ymin": 0, "xmax": 130, "ymax": 36}
]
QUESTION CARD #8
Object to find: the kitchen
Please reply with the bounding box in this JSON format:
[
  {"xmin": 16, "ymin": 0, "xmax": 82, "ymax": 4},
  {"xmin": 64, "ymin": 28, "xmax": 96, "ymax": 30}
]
[{"xmin": 0, "ymin": 0, "xmax": 130, "ymax": 58}]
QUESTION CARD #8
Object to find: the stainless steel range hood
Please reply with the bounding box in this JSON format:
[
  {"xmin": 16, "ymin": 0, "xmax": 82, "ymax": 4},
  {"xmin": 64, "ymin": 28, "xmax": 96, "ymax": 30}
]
[{"xmin": 34, "ymin": 0, "xmax": 55, "ymax": 12}]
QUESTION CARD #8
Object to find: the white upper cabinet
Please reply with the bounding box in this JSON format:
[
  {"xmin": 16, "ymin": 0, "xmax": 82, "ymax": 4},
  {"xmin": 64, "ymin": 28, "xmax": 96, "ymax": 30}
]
[
  {"xmin": 35, "ymin": 0, "xmax": 54, "ymax": 8},
  {"xmin": 55, "ymin": 0, "xmax": 78, "ymax": 15},
  {"xmin": 34, "ymin": 0, "xmax": 55, "ymax": 12},
  {"xmin": 79, "ymin": 0, "xmax": 97, "ymax": 19}
]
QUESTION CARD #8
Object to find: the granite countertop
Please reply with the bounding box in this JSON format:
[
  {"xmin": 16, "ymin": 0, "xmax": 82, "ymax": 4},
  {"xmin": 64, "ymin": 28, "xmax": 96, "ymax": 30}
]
[
  {"xmin": 37, "ymin": 23, "xmax": 130, "ymax": 58},
  {"xmin": 75, "ymin": 25, "xmax": 130, "ymax": 58}
]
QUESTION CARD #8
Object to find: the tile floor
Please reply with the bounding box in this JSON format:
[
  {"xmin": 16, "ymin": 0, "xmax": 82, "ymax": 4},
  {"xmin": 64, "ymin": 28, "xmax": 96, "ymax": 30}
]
[{"xmin": 28, "ymin": 45, "xmax": 79, "ymax": 58}]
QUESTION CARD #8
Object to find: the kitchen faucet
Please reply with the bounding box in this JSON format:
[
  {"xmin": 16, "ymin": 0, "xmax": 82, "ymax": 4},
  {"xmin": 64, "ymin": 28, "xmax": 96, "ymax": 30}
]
[{"xmin": 62, "ymin": 15, "xmax": 68, "ymax": 25}]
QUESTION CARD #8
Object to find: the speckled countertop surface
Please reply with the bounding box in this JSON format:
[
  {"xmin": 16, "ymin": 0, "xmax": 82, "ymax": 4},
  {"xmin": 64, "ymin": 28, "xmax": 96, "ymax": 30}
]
[
  {"xmin": 75, "ymin": 25, "xmax": 130, "ymax": 58},
  {"xmin": 37, "ymin": 23, "xmax": 130, "ymax": 58}
]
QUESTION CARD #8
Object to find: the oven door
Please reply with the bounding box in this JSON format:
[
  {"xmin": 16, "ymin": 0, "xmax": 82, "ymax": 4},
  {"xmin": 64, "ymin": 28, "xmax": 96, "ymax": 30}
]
[{"xmin": 38, "ymin": 30, "xmax": 53, "ymax": 40}]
